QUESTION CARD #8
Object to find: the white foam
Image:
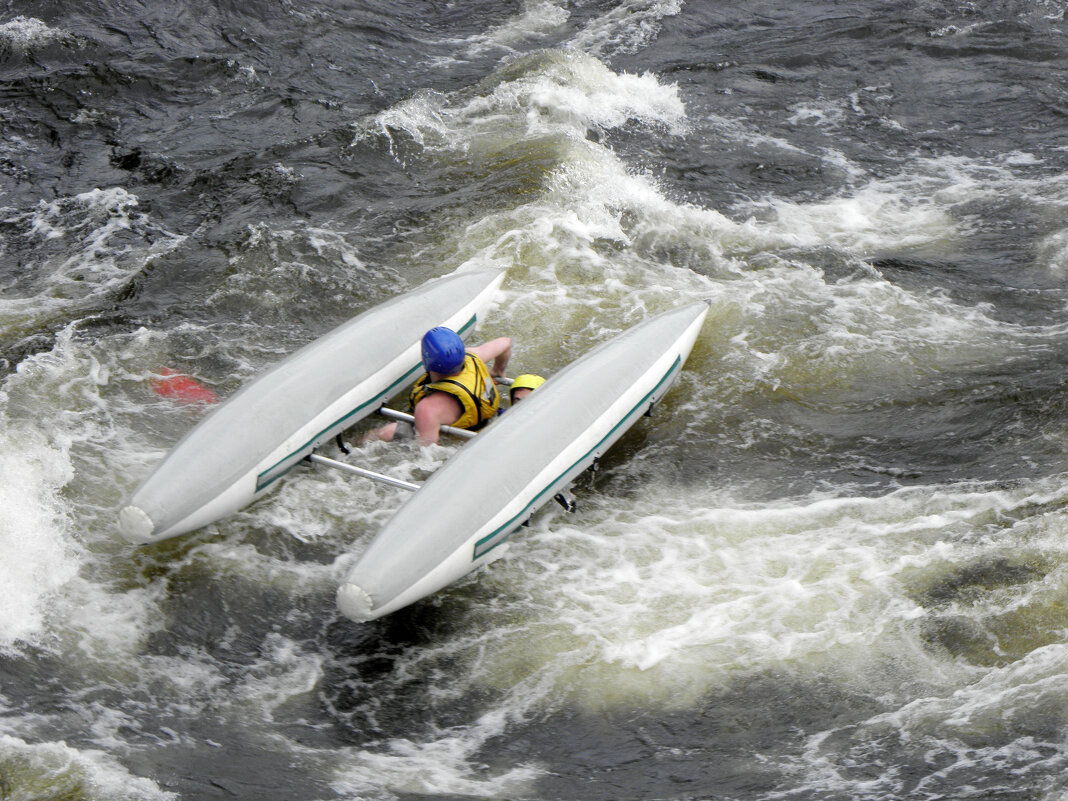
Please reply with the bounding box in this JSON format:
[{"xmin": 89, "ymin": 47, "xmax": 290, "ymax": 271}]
[
  {"xmin": 332, "ymin": 727, "xmax": 541, "ymax": 799},
  {"xmin": 474, "ymin": 57, "xmax": 687, "ymax": 137},
  {"xmin": 61, "ymin": 581, "xmax": 163, "ymax": 665},
  {"xmin": 0, "ymin": 326, "xmax": 175, "ymax": 662},
  {"xmin": 204, "ymin": 222, "xmax": 378, "ymax": 338},
  {"xmin": 230, "ymin": 633, "xmax": 325, "ymax": 721},
  {"xmin": 446, "ymin": 0, "xmax": 570, "ymax": 62},
  {"xmin": 787, "ymin": 100, "xmax": 846, "ymax": 129},
  {"xmin": 395, "ymin": 478, "xmax": 1068, "ymax": 715},
  {"xmin": 1039, "ymin": 227, "xmax": 1068, "ymax": 272},
  {"xmin": 0, "ymin": 16, "xmax": 80, "ymax": 51},
  {"xmin": 738, "ymin": 180, "xmax": 958, "ymax": 254},
  {"xmin": 568, "ymin": 0, "xmax": 683, "ymax": 59},
  {"xmin": 911, "ymin": 153, "xmax": 1068, "ymax": 210},
  {"xmin": 0, "ymin": 734, "xmax": 176, "ymax": 801},
  {"xmin": 0, "ymin": 188, "xmax": 184, "ymax": 331},
  {"xmin": 0, "ymin": 401, "xmax": 79, "ymax": 652},
  {"xmin": 360, "ymin": 49, "xmax": 686, "ymax": 157},
  {"xmin": 779, "ymin": 642, "xmax": 1068, "ymax": 798},
  {"xmin": 430, "ymin": 0, "xmax": 681, "ymax": 66}
]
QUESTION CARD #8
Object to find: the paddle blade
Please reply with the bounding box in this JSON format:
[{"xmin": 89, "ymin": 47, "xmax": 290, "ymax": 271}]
[{"xmin": 150, "ymin": 368, "xmax": 219, "ymax": 404}]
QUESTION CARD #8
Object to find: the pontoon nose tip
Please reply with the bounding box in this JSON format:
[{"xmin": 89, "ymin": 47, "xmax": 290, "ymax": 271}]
[
  {"xmin": 337, "ymin": 582, "xmax": 376, "ymax": 622},
  {"xmin": 118, "ymin": 505, "xmax": 155, "ymax": 544}
]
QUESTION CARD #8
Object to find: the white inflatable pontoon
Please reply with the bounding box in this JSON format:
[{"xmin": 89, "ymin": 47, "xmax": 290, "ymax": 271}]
[
  {"xmin": 119, "ymin": 269, "xmax": 505, "ymax": 544},
  {"xmin": 337, "ymin": 301, "xmax": 709, "ymax": 622}
]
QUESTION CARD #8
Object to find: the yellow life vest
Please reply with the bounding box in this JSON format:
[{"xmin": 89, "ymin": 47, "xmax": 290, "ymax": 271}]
[{"xmin": 408, "ymin": 353, "xmax": 500, "ymax": 430}]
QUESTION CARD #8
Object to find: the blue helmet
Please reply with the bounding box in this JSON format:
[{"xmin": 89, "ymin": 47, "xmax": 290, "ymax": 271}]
[{"xmin": 421, "ymin": 327, "xmax": 465, "ymax": 374}]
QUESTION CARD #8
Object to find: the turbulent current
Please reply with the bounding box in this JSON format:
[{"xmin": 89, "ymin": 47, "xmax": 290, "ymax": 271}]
[{"xmin": 2, "ymin": 1, "xmax": 1068, "ymax": 799}]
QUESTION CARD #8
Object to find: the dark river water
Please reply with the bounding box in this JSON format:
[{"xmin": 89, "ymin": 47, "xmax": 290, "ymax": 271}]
[{"xmin": 2, "ymin": 1, "xmax": 1068, "ymax": 799}]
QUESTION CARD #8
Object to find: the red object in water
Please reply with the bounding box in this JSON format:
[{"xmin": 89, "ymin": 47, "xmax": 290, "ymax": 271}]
[{"xmin": 150, "ymin": 368, "xmax": 220, "ymax": 404}]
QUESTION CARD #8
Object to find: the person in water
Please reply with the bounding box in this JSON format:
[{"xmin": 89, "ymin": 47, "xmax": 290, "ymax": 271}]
[
  {"xmin": 366, "ymin": 326, "xmax": 511, "ymax": 445},
  {"xmin": 508, "ymin": 373, "xmax": 545, "ymax": 404}
]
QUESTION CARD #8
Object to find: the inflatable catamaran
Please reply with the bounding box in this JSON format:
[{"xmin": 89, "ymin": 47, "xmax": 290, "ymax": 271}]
[
  {"xmin": 118, "ymin": 269, "xmax": 505, "ymax": 544},
  {"xmin": 337, "ymin": 301, "xmax": 709, "ymax": 622},
  {"xmin": 118, "ymin": 273, "xmax": 706, "ymax": 624}
]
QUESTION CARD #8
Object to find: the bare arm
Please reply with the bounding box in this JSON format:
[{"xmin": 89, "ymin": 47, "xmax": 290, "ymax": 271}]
[{"xmin": 468, "ymin": 336, "xmax": 511, "ymax": 378}]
